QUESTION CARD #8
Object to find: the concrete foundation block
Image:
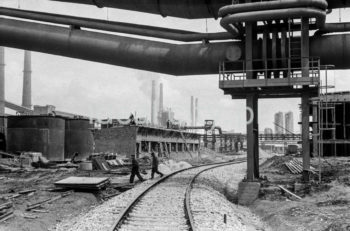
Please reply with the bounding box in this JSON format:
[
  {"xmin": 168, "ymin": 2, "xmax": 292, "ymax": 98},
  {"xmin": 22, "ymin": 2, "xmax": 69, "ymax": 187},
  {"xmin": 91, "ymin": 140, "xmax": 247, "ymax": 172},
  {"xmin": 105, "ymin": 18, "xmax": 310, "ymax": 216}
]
[{"xmin": 237, "ymin": 181, "xmax": 261, "ymax": 205}]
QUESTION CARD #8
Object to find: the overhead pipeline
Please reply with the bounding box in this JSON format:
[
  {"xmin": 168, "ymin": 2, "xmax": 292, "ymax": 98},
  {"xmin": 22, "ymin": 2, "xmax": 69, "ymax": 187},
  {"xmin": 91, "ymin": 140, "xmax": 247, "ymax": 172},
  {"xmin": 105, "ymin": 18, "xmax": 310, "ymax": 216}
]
[
  {"xmin": 49, "ymin": 0, "xmax": 350, "ymax": 18},
  {"xmin": 219, "ymin": 0, "xmax": 328, "ymax": 35},
  {"xmin": 0, "ymin": 7, "xmax": 234, "ymax": 42},
  {"xmin": 314, "ymin": 22, "xmax": 350, "ymax": 35},
  {"xmin": 0, "ymin": 18, "xmax": 241, "ymax": 76},
  {"xmin": 0, "ymin": 18, "xmax": 349, "ymax": 75}
]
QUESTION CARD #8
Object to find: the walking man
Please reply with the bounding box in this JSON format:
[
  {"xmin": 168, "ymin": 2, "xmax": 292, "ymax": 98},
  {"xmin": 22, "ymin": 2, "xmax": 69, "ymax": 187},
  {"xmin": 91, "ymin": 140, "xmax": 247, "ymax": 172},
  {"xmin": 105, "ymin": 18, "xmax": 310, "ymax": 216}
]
[
  {"xmin": 151, "ymin": 152, "xmax": 164, "ymax": 179},
  {"xmin": 129, "ymin": 155, "xmax": 145, "ymax": 183}
]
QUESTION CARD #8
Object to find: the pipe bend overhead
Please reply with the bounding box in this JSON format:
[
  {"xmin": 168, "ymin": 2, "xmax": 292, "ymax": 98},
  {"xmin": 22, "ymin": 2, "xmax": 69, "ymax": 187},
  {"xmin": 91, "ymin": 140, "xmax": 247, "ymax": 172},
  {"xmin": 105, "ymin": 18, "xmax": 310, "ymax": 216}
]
[
  {"xmin": 219, "ymin": 0, "xmax": 328, "ymax": 34},
  {"xmin": 218, "ymin": 0, "xmax": 328, "ymax": 17},
  {"xmin": 221, "ymin": 8, "xmax": 326, "ymax": 28}
]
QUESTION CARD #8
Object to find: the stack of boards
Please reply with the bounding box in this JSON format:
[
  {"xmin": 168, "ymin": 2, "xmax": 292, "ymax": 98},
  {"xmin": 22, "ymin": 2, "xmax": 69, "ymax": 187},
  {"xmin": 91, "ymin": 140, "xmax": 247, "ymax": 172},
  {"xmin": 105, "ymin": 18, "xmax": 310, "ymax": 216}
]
[{"xmin": 55, "ymin": 176, "xmax": 110, "ymax": 191}]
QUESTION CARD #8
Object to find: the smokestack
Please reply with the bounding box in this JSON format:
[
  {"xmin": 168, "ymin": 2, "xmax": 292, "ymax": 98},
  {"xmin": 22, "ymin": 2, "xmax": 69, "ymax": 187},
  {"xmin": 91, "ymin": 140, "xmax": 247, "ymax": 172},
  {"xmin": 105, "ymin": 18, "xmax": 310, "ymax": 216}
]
[
  {"xmin": 195, "ymin": 98, "xmax": 198, "ymax": 126},
  {"xmin": 191, "ymin": 96, "xmax": 194, "ymax": 126},
  {"xmin": 159, "ymin": 83, "xmax": 163, "ymax": 112},
  {"xmin": 158, "ymin": 83, "xmax": 163, "ymax": 126},
  {"xmin": 151, "ymin": 80, "xmax": 155, "ymax": 125},
  {"xmin": 0, "ymin": 47, "xmax": 4, "ymax": 116},
  {"xmin": 22, "ymin": 50, "xmax": 31, "ymax": 109}
]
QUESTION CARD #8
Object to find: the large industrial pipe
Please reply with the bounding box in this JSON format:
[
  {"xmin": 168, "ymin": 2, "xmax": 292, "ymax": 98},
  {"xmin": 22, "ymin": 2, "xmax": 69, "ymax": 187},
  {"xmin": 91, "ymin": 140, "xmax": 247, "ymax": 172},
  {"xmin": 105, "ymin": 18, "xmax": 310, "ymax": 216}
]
[
  {"xmin": 315, "ymin": 22, "xmax": 350, "ymax": 35},
  {"xmin": 50, "ymin": 0, "xmax": 350, "ymax": 18},
  {"xmin": 0, "ymin": 18, "xmax": 349, "ymax": 75},
  {"xmin": 0, "ymin": 18, "xmax": 241, "ymax": 75},
  {"xmin": 0, "ymin": 7, "xmax": 235, "ymax": 42}
]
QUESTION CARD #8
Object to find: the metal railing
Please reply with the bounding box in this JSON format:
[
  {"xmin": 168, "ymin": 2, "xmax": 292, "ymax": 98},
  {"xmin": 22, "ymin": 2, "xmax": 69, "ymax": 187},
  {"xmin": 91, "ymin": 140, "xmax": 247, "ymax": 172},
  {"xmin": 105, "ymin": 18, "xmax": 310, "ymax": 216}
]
[{"xmin": 219, "ymin": 57, "xmax": 320, "ymax": 82}]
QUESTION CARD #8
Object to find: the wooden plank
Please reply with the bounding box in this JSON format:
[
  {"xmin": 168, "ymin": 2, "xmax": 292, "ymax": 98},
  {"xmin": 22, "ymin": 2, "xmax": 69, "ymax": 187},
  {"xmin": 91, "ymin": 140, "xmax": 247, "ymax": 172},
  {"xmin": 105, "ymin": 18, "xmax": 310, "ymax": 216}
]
[{"xmin": 278, "ymin": 185, "xmax": 302, "ymax": 200}]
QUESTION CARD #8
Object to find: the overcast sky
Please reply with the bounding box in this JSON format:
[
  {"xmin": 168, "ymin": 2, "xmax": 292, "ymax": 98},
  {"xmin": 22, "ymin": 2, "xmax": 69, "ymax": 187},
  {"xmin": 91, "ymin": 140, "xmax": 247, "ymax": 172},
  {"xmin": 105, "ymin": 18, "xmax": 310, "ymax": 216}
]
[{"xmin": 1, "ymin": 0, "xmax": 350, "ymax": 133}]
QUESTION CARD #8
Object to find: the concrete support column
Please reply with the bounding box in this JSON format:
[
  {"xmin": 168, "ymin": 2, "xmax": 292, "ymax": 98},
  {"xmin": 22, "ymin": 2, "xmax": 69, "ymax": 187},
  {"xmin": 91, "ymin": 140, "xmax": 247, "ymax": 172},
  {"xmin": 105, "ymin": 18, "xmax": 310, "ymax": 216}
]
[
  {"xmin": 247, "ymin": 93, "xmax": 259, "ymax": 181},
  {"xmin": 302, "ymin": 93, "xmax": 310, "ymax": 182},
  {"xmin": 230, "ymin": 137, "xmax": 233, "ymax": 151},
  {"xmin": 182, "ymin": 143, "xmax": 185, "ymax": 152},
  {"xmin": 224, "ymin": 136, "xmax": 227, "ymax": 152}
]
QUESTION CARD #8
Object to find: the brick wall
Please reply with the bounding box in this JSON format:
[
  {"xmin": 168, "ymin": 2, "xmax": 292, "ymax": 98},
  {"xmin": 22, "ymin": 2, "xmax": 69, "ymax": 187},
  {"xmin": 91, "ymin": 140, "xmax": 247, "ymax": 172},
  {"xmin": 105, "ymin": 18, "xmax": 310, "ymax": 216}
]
[{"xmin": 94, "ymin": 126, "xmax": 137, "ymax": 157}]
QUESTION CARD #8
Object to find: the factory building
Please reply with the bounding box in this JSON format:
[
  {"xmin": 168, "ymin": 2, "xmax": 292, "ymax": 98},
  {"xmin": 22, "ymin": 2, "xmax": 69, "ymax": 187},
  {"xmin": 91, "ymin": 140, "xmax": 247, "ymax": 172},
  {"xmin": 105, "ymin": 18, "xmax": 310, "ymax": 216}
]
[{"xmin": 93, "ymin": 125, "xmax": 200, "ymax": 158}]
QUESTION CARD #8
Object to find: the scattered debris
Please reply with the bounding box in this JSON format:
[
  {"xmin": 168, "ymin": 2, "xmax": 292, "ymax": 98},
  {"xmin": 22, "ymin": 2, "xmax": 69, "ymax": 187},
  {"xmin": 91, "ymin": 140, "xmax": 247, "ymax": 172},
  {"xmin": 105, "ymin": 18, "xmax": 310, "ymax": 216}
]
[
  {"xmin": 92, "ymin": 157, "xmax": 110, "ymax": 171},
  {"xmin": 26, "ymin": 190, "xmax": 74, "ymax": 211},
  {"xmin": 278, "ymin": 185, "xmax": 302, "ymax": 200},
  {"xmin": 284, "ymin": 158, "xmax": 316, "ymax": 174},
  {"xmin": 18, "ymin": 189, "xmax": 36, "ymax": 195},
  {"xmin": 54, "ymin": 176, "xmax": 110, "ymax": 190}
]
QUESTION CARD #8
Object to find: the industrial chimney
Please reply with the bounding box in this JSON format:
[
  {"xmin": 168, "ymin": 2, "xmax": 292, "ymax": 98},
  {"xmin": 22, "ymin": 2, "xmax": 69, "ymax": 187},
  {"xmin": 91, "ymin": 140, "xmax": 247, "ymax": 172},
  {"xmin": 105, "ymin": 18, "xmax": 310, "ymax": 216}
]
[
  {"xmin": 151, "ymin": 80, "xmax": 155, "ymax": 125},
  {"xmin": 158, "ymin": 83, "xmax": 163, "ymax": 126},
  {"xmin": 195, "ymin": 98, "xmax": 198, "ymax": 126},
  {"xmin": 0, "ymin": 47, "xmax": 4, "ymax": 116},
  {"xmin": 191, "ymin": 96, "xmax": 194, "ymax": 126},
  {"xmin": 22, "ymin": 50, "xmax": 32, "ymax": 109}
]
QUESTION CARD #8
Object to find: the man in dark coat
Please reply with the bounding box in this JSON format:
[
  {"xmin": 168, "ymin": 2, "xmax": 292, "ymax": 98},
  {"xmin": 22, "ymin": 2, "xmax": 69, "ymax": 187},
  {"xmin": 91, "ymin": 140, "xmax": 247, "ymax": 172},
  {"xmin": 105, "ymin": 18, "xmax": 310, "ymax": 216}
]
[
  {"xmin": 129, "ymin": 155, "xmax": 145, "ymax": 183},
  {"xmin": 151, "ymin": 152, "xmax": 164, "ymax": 179}
]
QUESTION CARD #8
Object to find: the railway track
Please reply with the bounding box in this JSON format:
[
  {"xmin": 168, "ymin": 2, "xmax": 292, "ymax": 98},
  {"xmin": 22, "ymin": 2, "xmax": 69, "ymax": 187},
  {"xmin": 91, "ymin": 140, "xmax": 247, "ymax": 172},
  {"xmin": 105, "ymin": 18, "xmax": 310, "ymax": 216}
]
[{"xmin": 111, "ymin": 158, "xmax": 246, "ymax": 231}]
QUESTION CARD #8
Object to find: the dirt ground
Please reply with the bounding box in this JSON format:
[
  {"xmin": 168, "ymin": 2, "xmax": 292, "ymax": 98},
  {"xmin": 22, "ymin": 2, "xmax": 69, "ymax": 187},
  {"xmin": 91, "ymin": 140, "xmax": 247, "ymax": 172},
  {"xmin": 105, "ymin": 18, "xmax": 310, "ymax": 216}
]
[
  {"xmin": 0, "ymin": 150, "xmax": 239, "ymax": 231},
  {"xmin": 252, "ymin": 155, "xmax": 350, "ymax": 231}
]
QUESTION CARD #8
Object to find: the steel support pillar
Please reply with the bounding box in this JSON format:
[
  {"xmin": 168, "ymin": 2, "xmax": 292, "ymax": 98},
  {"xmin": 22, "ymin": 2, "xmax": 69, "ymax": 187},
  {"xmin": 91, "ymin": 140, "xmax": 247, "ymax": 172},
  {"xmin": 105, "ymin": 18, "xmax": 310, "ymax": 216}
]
[
  {"xmin": 148, "ymin": 141, "xmax": 151, "ymax": 153},
  {"xmin": 302, "ymin": 93, "xmax": 310, "ymax": 182},
  {"xmin": 246, "ymin": 93, "xmax": 259, "ymax": 181},
  {"xmin": 301, "ymin": 17, "xmax": 310, "ymax": 182},
  {"xmin": 312, "ymin": 104, "xmax": 318, "ymax": 157}
]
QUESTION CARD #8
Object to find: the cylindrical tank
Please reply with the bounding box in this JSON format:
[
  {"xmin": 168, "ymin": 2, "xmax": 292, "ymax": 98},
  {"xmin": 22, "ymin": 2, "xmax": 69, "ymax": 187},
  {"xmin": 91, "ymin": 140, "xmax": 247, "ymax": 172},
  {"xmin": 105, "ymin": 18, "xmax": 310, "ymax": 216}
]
[
  {"xmin": 7, "ymin": 116, "xmax": 65, "ymax": 161},
  {"xmin": 65, "ymin": 119, "xmax": 93, "ymax": 160}
]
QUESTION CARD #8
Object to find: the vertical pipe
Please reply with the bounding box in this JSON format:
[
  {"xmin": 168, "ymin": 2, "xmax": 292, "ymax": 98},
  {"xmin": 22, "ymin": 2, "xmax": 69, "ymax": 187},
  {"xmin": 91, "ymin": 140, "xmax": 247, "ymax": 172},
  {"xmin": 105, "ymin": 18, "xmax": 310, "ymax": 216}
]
[
  {"xmin": 301, "ymin": 17, "xmax": 310, "ymax": 78},
  {"xmin": 191, "ymin": 96, "xmax": 194, "ymax": 126},
  {"xmin": 0, "ymin": 47, "xmax": 4, "ymax": 116},
  {"xmin": 22, "ymin": 50, "xmax": 32, "ymax": 109},
  {"xmin": 195, "ymin": 98, "xmax": 198, "ymax": 126},
  {"xmin": 151, "ymin": 80, "xmax": 155, "ymax": 125},
  {"xmin": 245, "ymin": 23, "xmax": 253, "ymax": 79}
]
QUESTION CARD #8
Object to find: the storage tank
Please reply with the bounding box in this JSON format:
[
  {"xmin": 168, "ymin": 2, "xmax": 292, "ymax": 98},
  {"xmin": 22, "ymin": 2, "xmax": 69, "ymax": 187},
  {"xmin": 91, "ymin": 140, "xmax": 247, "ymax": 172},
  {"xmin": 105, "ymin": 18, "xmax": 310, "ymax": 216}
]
[
  {"xmin": 65, "ymin": 118, "xmax": 93, "ymax": 160},
  {"xmin": 7, "ymin": 116, "xmax": 65, "ymax": 161}
]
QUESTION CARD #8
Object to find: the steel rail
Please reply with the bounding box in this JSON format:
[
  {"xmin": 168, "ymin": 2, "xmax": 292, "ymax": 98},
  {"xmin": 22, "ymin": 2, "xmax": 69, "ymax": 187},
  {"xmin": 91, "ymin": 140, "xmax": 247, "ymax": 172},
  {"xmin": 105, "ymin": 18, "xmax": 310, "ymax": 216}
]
[
  {"xmin": 184, "ymin": 158, "xmax": 246, "ymax": 230},
  {"xmin": 111, "ymin": 158, "xmax": 246, "ymax": 231}
]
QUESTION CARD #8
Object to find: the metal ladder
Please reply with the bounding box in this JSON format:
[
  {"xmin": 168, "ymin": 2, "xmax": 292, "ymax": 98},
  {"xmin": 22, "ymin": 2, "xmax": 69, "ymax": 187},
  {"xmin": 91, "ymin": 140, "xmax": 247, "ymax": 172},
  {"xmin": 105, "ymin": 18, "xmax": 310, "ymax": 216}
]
[{"xmin": 317, "ymin": 66, "xmax": 336, "ymax": 182}]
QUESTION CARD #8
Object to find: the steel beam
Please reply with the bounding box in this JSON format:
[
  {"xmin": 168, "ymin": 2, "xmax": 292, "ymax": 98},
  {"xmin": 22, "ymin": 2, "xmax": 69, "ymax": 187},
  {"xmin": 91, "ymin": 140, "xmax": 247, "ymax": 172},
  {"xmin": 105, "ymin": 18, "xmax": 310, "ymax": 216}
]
[
  {"xmin": 302, "ymin": 92, "xmax": 311, "ymax": 182},
  {"xmin": 246, "ymin": 93, "xmax": 258, "ymax": 181}
]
